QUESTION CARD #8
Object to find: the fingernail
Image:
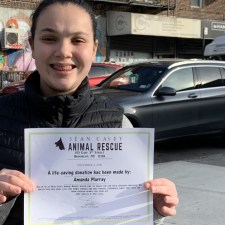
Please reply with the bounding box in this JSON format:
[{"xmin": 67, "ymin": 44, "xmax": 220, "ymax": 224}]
[
  {"xmin": 145, "ymin": 182, "xmax": 150, "ymax": 189},
  {"xmin": 29, "ymin": 186, "xmax": 35, "ymax": 192},
  {"xmin": 15, "ymin": 188, "xmax": 22, "ymax": 194},
  {"xmin": 0, "ymin": 196, "xmax": 7, "ymax": 203}
]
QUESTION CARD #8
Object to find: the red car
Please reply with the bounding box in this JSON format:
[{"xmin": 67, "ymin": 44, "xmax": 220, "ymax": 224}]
[
  {"xmin": 0, "ymin": 62, "xmax": 122, "ymax": 95},
  {"xmin": 88, "ymin": 62, "xmax": 122, "ymax": 86}
]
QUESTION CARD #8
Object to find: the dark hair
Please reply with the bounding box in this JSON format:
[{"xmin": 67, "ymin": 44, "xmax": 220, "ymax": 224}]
[{"xmin": 30, "ymin": 0, "xmax": 97, "ymax": 40}]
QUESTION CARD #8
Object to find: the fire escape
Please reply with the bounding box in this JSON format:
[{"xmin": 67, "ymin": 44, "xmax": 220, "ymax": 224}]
[{"xmin": 91, "ymin": 0, "xmax": 176, "ymax": 10}]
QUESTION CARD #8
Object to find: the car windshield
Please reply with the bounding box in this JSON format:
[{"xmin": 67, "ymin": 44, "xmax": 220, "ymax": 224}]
[
  {"xmin": 88, "ymin": 66, "xmax": 106, "ymax": 77},
  {"xmin": 101, "ymin": 65, "xmax": 166, "ymax": 92}
]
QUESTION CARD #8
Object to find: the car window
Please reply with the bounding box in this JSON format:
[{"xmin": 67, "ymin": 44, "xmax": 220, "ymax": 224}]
[
  {"xmin": 197, "ymin": 67, "xmax": 223, "ymax": 88},
  {"xmin": 162, "ymin": 67, "xmax": 194, "ymax": 92},
  {"xmin": 220, "ymin": 68, "xmax": 225, "ymax": 83},
  {"xmin": 104, "ymin": 65, "xmax": 166, "ymax": 92},
  {"xmin": 88, "ymin": 66, "xmax": 106, "ymax": 77},
  {"xmin": 105, "ymin": 66, "xmax": 117, "ymax": 74}
]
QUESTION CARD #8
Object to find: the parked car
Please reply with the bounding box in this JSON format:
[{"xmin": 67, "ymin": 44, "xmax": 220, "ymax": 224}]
[
  {"xmin": 0, "ymin": 62, "xmax": 122, "ymax": 95},
  {"xmin": 0, "ymin": 78, "xmax": 26, "ymax": 95},
  {"xmin": 88, "ymin": 62, "xmax": 122, "ymax": 86},
  {"xmin": 92, "ymin": 59, "xmax": 225, "ymax": 142}
]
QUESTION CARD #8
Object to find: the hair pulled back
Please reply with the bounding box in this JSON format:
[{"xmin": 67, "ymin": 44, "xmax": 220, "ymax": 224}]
[{"xmin": 30, "ymin": 0, "xmax": 97, "ymax": 40}]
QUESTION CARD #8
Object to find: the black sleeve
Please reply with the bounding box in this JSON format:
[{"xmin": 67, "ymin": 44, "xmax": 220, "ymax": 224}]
[{"xmin": 0, "ymin": 197, "xmax": 17, "ymax": 225}]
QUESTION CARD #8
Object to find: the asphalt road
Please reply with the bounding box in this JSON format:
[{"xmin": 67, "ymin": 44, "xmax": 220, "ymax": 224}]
[
  {"xmin": 153, "ymin": 137, "xmax": 225, "ymax": 225},
  {"xmin": 154, "ymin": 137, "xmax": 225, "ymax": 166}
]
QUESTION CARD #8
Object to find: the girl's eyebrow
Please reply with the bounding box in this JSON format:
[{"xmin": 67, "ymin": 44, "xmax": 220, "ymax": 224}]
[
  {"xmin": 40, "ymin": 28, "xmax": 90, "ymax": 36},
  {"xmin": 40, "ymin": 28, "xmax": 55, "ymax": 33}
]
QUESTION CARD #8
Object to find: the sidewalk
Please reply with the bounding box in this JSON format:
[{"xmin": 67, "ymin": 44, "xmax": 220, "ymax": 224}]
[{"xmin": 154, "ymin": 161, "xmax": 225, "ymax": 225}]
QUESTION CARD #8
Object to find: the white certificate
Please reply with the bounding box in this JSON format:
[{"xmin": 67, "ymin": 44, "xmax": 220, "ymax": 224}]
[{"xmin": 24, "ymin": 128, "xmax": 154, "ymax": 225}]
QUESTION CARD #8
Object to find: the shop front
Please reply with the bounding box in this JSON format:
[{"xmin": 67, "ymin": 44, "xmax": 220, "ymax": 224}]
[{"xmin": 106, "ymin": 11, "xmax": 205, "ymax": 64}]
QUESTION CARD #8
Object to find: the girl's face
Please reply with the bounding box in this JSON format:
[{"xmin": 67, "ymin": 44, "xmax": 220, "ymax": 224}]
[{"xmin": 29, "ymin": 3, "xmax": 98, "ymax": 96}]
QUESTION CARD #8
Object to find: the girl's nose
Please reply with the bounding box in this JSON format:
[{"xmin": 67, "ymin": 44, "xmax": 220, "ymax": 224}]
[{"xmin": 55, "ymin": 40, "xmax": 73, "ymax": 58}]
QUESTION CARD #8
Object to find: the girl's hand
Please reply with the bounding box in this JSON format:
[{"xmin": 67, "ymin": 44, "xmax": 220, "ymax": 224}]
[
  {"xmin": 0, "ymin": 169, "xmax": 35, "ymax": 204},
  {"xmin": 145, "ymin": 178, "xmax": 179, "ymax": 216}
]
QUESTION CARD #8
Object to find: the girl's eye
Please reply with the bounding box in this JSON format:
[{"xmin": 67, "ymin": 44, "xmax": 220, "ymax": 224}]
[
  {"xmin": 72, "ymin": 39, "xmax": 85, "ymax": 44},
  {"xmin": 42, "ymin": 37, "xmax": 56, "ymax": 42}
]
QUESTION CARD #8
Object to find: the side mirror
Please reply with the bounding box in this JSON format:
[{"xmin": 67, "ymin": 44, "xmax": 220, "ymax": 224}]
[{"xmin": 155, "ymin": 86, "xmax": 176, "ymax": 96}]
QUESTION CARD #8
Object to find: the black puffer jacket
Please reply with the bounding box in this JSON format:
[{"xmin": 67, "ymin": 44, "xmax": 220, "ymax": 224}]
[{"xmin": 0, "ymin": 71, "xmax": 124, "ymax": 225}]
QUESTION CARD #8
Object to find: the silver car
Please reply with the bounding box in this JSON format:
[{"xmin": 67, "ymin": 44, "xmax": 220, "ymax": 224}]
[{"xmin": 92, "ymin": 59, "xmax": 225, "ymax": 142}]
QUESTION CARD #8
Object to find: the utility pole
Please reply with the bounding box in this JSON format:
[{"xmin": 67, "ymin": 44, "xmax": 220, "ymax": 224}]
[
  {"xmin": 167, "ymin": 0, "xmax": 170, "ymax": 16},
  {"xmin": 202, "ymin": 27, "xmax": 208, "ymax": 59}
]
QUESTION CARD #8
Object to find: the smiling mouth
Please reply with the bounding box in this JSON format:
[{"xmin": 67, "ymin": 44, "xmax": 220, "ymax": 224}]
[{"xmin": 50, "ymin": 64, "xmax": 76, "ymax": 71}]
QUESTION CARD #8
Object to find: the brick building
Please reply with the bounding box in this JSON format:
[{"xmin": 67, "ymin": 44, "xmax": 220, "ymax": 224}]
[
  {"xmin": 85, "ymin": 0, "xmax": 225, "ymax": 64},
  {"xmin": 0, "ymin": 0, "xmax": 225, "ymax": 69}
]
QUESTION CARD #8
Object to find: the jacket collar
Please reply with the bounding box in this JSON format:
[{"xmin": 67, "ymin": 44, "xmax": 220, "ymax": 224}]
[{"xmin": 25, "ymin": 71, "xmax": 94, "ymax": 122}]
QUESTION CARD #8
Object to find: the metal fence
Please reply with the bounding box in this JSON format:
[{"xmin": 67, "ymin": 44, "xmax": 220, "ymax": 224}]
[{"xmin": 0, "ymin": 71, "xmax": 26, "ymax": 89}]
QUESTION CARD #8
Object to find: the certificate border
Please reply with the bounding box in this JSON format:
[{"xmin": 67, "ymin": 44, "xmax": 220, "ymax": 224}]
[{"xmin": 26, "ymin": 129, "xmax": 153, "ymax": 225}]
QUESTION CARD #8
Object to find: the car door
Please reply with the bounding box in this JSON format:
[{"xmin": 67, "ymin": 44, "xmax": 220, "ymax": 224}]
[
  {"xmin": 196, "ymin": 66, "xmax": 225, "ymax": 134},
  {"xmin": 151, "ymin": 66, "xmax": 201, "ymax": 141}
]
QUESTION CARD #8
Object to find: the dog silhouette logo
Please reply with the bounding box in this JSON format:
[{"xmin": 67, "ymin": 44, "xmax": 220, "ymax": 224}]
[{"xmin": 55, "ymin": 137, "xmax": 65, "ymax": 150}]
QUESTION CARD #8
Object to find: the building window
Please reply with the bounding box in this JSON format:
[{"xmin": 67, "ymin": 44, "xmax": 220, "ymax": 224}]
[{"xmin": 191, "ymin": 0, "xmax": 203, "ymax": 7}]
